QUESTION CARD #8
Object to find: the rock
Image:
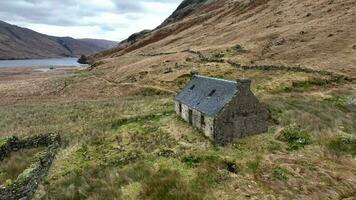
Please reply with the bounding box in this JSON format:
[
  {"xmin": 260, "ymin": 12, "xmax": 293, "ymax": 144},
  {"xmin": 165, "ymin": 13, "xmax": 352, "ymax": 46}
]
[
  {"xmin": 164, "ymin": 68, "xmax": 173, "ymax": 74},
  {"xmin": 272, "ymin": 37, "xmax": 286, "ymax": 46},
  {"xmin": 306, "ymin": 13, "xmax": 312, "ymax": 17},
  {"xmin": 347, "ymin": 98, "xmax": 356, "ymax": 106},
  {"xmin": 126, "ymin": 29, "xmax": 151, "ymax": 43},
  {"xmin": 352, "ymin": 45, "xmax": 356, "ymax": 50},
  {"xmin": 234, "ymin": 44, "xmax": 243, "ymax": 50},
  {"xmin": 159, "ymin": 0, "xmax": 208, "ymax": 27},
  {"xmin": 226, "ymin": 162, "xmax": 238, "ymax": 174}
]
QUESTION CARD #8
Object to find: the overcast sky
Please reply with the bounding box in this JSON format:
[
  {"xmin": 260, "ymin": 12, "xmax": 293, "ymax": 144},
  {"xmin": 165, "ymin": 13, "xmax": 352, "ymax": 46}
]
[{"xmin": 0, "ymin": 0, "xmax": 182, "ymax": 41}]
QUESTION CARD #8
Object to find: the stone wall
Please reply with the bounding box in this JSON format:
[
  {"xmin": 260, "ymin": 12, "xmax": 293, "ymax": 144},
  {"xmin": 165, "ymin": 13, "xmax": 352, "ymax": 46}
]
[
  {"xmin": 0, "ymin": 133, "xmax": 61, "ymax": 200},
  {"xmin": 174, "ymin": 100, "xmax": 214, "ymax": 140},
  {"xmin": 214, "ymin": 89, "xmax": 269, "ymax": 144}
]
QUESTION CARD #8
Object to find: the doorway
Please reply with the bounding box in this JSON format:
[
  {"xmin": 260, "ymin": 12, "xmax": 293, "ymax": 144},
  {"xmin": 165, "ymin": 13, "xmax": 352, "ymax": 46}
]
[{"xmin": 188, "ymin": 109, "xmax": 193, "ymax": 125}]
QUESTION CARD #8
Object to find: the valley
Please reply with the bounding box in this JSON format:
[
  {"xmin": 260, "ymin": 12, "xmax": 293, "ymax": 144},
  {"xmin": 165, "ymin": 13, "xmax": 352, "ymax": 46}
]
[{"xmin": 0, "ymin": 0, "xmax": 355, "ymax": 199}]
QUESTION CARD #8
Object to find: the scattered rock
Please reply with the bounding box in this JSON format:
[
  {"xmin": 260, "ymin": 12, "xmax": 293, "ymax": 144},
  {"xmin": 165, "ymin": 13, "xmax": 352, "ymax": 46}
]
[
  {"xmin": 300, "ymin": 31, "xmax": 306, "ymax": 35},
  {"xmin": 352, "ymin": 45, "xmax": 356, "ymax": 50},
  {"xmin": 127, "ymin": 29, "xmax": 151, "ymax": 43},
  {"xmin": 157, "ymin": 149, "xmax": 175, "ymax": 157},
  {"xmin": 164, "ymin": 68, "xmax": 173, "ymax": 74},
  {"xmin": 272, "ymin": 37, "xmax": 286, "ymax": 46},
  {"xmin": 234, "ymin": 44, "xmax": 243, "ymax": 50},
  {"xmin": 347, "ymin": 98, "xmax": 356, "ymax": 106},
  {"xmin": 226, "ymin": 162, "xmax": 238, "ymax": 174}
]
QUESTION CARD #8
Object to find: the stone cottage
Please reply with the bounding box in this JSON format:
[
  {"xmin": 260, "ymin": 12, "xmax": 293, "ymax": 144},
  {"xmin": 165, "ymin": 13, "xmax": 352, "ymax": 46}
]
[{"xmin": 174, "ymin": 72, "xmax": 269, "ymax": 144}]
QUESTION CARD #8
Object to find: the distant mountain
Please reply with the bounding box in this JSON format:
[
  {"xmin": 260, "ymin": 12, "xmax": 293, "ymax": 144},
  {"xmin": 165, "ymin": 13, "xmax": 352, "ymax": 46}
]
[
  {"xmin": 78, "ymin": 39, "xmax": 117, "ymax": 50},
  {"xmin": 0, "ymin": 20, "xmax": 117, "ymax": 60}
]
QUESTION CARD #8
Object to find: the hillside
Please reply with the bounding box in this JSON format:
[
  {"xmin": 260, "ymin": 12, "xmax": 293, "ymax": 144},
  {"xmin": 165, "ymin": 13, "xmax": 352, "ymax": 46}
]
[
  {"xmin": 94, "ymin": 0, "xmax": 356, "ymax": 79},
  {"xmin": 0, "ymin": 20, "xmax": 117, "ymax": 60}
]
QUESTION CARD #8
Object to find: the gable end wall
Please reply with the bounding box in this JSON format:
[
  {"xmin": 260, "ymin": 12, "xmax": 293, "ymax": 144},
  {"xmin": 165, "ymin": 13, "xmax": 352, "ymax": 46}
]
[{"xmin": 214, "ymin": 90, "xmax": 269, "ymax": 144}]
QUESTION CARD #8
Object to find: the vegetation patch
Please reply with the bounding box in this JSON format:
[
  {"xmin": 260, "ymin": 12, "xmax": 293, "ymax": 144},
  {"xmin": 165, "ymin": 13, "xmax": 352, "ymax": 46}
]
[
  {"xmin": 246, "ymin": 156, "xmax": 262, "ymax": 174},
  {"xmin": 282, "ymin": 77, "xmax": 347, "ymax": 92},
  {"xmin": 272, "ymin": 166, "xmax": 294, "ymax": 181},
  {"xmin": 140, "ymin": 168, "xmax": 200, "ymax": 200},
  {"xmin": 277, "ymin": 125, "xmax": 312, "ymax": 151},
  {"xmin": 181, "ymin": 155, "xmax": 201, "ymax": 167},
  {"xmin": 111, "ymin": 111, "xmax": 174, "ymax": 129},
  {"xmin": 327, "ymin": 134, "xmax": 356, "ymax": 156},
  {"xmin": 130, "ymin": 87, "xmax": 173, "ymax": 96}
]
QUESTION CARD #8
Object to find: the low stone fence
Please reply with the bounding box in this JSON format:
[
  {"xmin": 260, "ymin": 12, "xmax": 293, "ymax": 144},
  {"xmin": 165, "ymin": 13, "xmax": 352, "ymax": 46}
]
[{"xmin": 0, "ymin": 133, "xmax": 61, "ymax": 200}]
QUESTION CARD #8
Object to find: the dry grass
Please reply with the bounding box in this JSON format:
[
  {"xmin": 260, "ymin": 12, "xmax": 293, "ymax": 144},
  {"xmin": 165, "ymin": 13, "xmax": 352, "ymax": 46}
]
[
  {"xmin": 0, "ymin": 147, "xmax": 45, "ymax": 185},
  {"xmin": 0, "ymin": 56, "xmax": 355, "ymax": 199}
]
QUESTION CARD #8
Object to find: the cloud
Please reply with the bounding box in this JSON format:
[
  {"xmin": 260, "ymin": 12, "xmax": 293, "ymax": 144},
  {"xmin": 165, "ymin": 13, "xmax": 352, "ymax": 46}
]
[{"xmin": 0, "ymin": 0, "xmax": 182, "ymax": 41}]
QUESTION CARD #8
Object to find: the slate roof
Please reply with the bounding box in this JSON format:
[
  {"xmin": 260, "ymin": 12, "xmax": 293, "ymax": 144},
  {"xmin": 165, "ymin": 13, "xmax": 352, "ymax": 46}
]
[{"xmin": 175, "ymin": 75, "xmax": 238, "ymax": 117}]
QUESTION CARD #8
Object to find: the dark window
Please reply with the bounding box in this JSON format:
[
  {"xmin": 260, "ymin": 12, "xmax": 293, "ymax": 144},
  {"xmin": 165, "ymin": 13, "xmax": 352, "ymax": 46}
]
[
  {"xmin": 201, "ymin": 114, "xmax": 205, "ymax": 126},
  {"xmin": 190, "ymin": 85, "xmax": 195, "ymax": 90},
  {"xmin": 208, "ymin": 89, "xmax": 216, "ymax": 97},
  {"xmin": 179, "ymin": 103, "xmax": 182, "ymax": 113},
  {"xmin": 188, "ymin": 109, "xmax": 193, "ymax": 125}
]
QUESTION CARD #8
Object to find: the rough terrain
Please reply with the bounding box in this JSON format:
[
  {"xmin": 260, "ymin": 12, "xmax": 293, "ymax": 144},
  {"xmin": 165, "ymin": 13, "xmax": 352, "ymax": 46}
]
[{"xmin": 0, "ymin": 0, "xmax": 355, "ymax": 199}]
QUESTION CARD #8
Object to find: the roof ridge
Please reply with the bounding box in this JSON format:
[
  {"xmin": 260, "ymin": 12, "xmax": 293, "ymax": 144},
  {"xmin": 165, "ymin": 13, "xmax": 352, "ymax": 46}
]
[{"xmin": 194, "ymin": 75, "xmax": 236, "ymax": 84}]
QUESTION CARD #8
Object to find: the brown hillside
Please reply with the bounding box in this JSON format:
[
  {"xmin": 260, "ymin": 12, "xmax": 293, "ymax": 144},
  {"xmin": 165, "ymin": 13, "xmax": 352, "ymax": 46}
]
[{"xmin": 94, "ymin": 0, "xmax": 356, "ymax": 84}]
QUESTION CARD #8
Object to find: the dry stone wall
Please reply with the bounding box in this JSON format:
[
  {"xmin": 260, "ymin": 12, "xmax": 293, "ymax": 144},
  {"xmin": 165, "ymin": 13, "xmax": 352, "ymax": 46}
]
[{"xmin": 0, "ymin": 133, "xmax": 61, "ymax": 200}]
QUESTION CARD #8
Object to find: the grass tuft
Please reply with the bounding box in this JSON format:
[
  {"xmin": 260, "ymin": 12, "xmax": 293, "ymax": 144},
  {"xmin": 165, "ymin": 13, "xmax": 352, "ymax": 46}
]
[
  {"xmin": 327, "ymin": 134, "xmax": 356, "ymax": 156},
  {"xmin": 272, "ymin": 166, "xmax": 294, "ymax": 181}
]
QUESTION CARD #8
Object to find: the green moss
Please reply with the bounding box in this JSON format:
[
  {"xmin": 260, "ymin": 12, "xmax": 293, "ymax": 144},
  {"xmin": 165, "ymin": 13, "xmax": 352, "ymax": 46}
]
[
  {"xmin": 181, "ymin": 155, "xmax": 201, "ymax": 167},
  {"xmin": 0, "ymin": 137, "xmax": 6, "ymax": 146}
]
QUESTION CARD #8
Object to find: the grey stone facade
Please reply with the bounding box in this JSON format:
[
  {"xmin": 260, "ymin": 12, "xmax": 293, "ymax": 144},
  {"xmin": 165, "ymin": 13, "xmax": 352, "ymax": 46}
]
[{"xmin": 174, "ymin": 74, "xmax": 268, "ymax": 144}]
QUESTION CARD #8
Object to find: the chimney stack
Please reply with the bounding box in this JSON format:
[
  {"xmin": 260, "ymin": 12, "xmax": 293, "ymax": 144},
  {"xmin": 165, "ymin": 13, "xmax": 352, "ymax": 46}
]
[
  {"xmin": 190, "ymin": 68, "xmax": 199, "ymax": 78},
  {"xmin": 236, "ymin": 78, "xmax": 251, "ymax": 90}
]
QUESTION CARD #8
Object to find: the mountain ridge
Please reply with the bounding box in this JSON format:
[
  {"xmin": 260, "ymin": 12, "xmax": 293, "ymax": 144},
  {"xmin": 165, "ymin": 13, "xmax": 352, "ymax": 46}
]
[
  {"xmin": 93, "ymin": 0, "xmax": 356, "ymax": 77},
  {"xmin": 0, "ymin": 20, "xmax": 117, "ymax": 60}
]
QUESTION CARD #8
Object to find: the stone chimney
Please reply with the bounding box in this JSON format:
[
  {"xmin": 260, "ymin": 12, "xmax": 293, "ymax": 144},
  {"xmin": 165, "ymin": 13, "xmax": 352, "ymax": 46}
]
[
  {"xmin": 190, "ymin": 69, "xmax": 199, "ymax": 78},
  {"xmin": 236, "ymin": 78, "xmax": 251, "ymax": 91}
]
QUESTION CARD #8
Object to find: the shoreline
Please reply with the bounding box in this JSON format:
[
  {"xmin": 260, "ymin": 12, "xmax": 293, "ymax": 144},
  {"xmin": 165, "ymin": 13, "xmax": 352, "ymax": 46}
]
[
  {"xmin": 0, "ymin": 57, "xmax": 82, "ymax": 69},
  {"xmin": 0, "ymin": 56, "xmax": 79, "ymax": 61}
]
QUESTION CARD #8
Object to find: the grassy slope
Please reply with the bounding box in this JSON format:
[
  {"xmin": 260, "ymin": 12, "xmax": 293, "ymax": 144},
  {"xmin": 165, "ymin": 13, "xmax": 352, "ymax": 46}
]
[
  {"xmin": 0, "ymin": 0, "xmax": 355, "ymax": 199},
  {"xmin": 0, "ymin": 64, "xmax": 355, "ymax": 199}
]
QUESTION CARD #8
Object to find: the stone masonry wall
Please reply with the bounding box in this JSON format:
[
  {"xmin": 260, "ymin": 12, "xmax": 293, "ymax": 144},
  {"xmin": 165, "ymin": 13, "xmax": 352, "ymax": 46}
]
[
  {"xmin": 214, "ymin": 89, "xmax": 269, "ymax": 144},
  {"xmin": 174, "ymin": 101, "xmax": 215, "ymax": 140},
  {"xmin": 0, "ymin": 133, "xmax": 61, "ymax": 200}
]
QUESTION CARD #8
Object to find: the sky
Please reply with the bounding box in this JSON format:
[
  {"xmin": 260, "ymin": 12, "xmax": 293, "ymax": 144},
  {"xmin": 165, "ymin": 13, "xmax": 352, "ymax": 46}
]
[{"xmin": 0, "ymin": 0, "xmax": 182, "ymax": 41}]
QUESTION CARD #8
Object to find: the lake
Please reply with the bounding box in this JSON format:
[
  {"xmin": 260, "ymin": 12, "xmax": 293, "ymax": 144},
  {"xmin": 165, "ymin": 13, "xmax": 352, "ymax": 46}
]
[{"xmin": 0, "ymin": 57, "xmax": 81, "ymax": 68}]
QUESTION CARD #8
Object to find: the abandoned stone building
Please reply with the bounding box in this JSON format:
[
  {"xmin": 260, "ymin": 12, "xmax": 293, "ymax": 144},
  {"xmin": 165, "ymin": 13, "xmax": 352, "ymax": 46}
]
[{"xmin": 174, "ymin": 73, "xmax": 269, "ymax": 144}]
